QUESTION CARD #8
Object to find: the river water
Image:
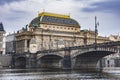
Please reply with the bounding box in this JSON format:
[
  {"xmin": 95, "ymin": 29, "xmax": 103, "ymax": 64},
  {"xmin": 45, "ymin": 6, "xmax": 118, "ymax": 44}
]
[{"xmin": 0, "ymin": 69, "xmax": 120, "ymax": 80}]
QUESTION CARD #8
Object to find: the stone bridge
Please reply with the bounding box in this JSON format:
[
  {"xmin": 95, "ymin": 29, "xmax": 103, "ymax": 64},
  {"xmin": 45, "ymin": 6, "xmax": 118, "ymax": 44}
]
[
  {"xmin": 12, "ymin": 41, "xmax": 120, "ymax": 70},
  {"xmin": 71, "ymin": 46, "xmax": 120, "ymax": 70}
]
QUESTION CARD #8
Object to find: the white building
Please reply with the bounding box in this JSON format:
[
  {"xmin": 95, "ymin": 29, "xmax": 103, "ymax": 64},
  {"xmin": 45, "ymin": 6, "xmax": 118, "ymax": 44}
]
[
  {"xmin": 109, "ymin": 35, "xmax": 120, "ymax": 41},
  {"xmin": 102, "ymin": 35, "xmax": 120, "ymax": 67},
  {"xmin": 6, "ymin": 33, "xmax": 16, "ymax": 54}
]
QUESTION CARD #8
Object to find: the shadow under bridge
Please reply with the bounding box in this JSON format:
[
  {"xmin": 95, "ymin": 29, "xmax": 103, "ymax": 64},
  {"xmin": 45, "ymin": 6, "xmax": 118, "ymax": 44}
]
[
  {"xmin": 37, "ymin": 53, "xmax": 64, "ymax": 68},
  {"xmin": 72, "ymin": 50, "xmax": 117, "ymax": 70},
  {"xmin": 14, "ymin": 57, "xmax": 26, "ymax": 68}
]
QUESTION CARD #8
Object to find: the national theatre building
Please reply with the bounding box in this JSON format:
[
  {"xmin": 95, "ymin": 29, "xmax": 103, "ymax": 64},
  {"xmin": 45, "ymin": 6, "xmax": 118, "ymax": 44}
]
[{"xmin": 16, "ymin": 12, "xmax": 109, "ymax": 54}]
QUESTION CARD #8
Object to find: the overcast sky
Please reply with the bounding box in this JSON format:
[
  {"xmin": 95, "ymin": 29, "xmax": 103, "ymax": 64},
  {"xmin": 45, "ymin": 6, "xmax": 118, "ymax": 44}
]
[{"xmin": 0, "ymin": 0, "xmax": 120, "ymax": 36}]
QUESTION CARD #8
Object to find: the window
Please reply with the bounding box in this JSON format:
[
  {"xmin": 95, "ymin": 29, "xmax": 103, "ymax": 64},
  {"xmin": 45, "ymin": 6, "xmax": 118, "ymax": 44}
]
[{"xmin": 27, "ymin": 40, "xmax": 30, "ymax": 48}]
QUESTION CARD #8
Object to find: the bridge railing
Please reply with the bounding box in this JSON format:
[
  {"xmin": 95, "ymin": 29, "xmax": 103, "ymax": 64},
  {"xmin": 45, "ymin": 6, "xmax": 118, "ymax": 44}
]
[
  {"xmin": 71, "ymin": 46, "xmax": 120, "ymax": 58},
  {"xmin": 97, "ymin": 41, "xmax": 120, "ymax": 47},
  {"xmin": 36, "ymin": 41, "xmax": 120, "ymax": 55},
  {"xmin": 97, "ymin": 46, "xmax": 120, "ymax": 53}
]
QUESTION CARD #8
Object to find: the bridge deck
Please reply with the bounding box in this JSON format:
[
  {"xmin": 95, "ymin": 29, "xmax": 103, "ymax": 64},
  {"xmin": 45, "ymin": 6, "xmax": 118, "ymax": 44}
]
[{"xmin": 36, "ymin": 41, "xmax": 120, "ymax": 54}]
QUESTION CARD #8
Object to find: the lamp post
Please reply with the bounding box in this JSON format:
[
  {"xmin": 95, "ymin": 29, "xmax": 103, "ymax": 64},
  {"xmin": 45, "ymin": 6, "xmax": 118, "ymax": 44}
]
[
  {"xmin": 95, "ymin": 16, "xmax": 102, "ymax": 72},
  {"xmin": 95, "ymin": 16, "xmax": 99, "ymax": 50}
]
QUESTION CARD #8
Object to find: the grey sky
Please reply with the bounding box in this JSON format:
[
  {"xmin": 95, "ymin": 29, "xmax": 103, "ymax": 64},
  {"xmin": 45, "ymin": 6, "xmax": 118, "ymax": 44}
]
[{"xmin": 0, "ymin": 0, "xmax": 119, "ymax": 36}]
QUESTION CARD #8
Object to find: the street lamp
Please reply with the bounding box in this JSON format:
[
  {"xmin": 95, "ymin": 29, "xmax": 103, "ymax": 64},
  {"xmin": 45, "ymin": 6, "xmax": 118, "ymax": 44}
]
[{"xmin": 95, "ymin": 16, "xmax": 99, "ymax": 50}]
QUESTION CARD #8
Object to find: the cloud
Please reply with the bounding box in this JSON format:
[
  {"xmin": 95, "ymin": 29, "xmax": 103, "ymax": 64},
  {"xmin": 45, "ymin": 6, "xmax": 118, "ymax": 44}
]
[
  {"xmin": 82, "ymin": 0, "xmax": 120, "ymax": 15},
  {"xmin": 0, "ymin": 0, "xmax": 25, "ymax": 5},
  {"xmin": 0, "ymin": 0, "xmax": 119, "ymax": 36},
  {"xmin": 0, "ymin": 0, "xmax": 85, "ymax": 21}
]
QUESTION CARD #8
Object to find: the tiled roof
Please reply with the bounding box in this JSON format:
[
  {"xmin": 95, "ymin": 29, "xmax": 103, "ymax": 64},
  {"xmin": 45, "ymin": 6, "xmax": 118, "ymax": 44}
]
[
  {"xmin": 30, "ymin": 16, "xmax": 80, "ymax": 28},
  {"xmin": 0, "ymin": 22, "xmax": 5, "ymax": 31},
  {"xmin": 42, "ymin": 16, "xmax": 80, "ymax": 27}
]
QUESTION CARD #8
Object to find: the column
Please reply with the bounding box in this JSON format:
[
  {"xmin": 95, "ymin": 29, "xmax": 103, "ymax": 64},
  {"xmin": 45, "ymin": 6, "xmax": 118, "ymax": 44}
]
[{"xmin": 24, "ymin": 39, "xmax": 28, "ymax": 52}]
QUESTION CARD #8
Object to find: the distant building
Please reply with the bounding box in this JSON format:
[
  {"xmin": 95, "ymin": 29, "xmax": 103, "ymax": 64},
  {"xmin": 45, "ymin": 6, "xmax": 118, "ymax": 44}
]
[
  {"xmin": 102, "ymin": 35, "xmax": 120, "ymax": 67},
  {"xmin": 109, "ymin": 35, "xmax": 120, "ymax": 41},
  {"xmin": 102, "ymin": 54, "xmax": 120, "ymax": 67},
  {"xmin": 0, "ymin": 22, "xmax": 6, "ymax": 54},
  {"xmin": 6, "ymin": 33, "xmax": 16, "ymax": 54},
  {"xmin": 15, "ymin": 12, "xmax": 109, "ymax": 54}
]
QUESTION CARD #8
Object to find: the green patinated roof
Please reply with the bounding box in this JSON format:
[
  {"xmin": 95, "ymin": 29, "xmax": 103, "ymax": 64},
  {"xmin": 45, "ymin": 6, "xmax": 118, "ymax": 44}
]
[
  {"xmin": 30, "ymin": 17, "xmax": 40, "ymax": 28},
  {"xmin": 29, "ymin": 16, "xmax": 80, "ymax": 28}
]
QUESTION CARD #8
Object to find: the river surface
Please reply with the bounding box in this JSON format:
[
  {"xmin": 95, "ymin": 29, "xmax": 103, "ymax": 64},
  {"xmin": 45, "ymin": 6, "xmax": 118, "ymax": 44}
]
[{"xmin": 0, "ymin": 68, "xmax": 120, "ymax": 80}]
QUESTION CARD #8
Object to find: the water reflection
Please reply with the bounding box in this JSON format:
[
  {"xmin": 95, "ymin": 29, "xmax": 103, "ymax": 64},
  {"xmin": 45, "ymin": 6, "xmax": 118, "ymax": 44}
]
[{"xmin": 0, "ymin": 69, "xmax": 119, "ymax": 80}]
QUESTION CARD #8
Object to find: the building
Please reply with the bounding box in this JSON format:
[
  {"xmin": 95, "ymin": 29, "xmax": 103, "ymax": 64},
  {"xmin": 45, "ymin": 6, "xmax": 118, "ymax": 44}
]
[
  {"xmin": 6, "ymin": 33, "xmax": 16, "ymax": 54},
  {"xmin": 0, "ymin": 22, "xmax": 6, "ymax": 54},
  {"xmin": 16, "ymin": 12, "xmax": 109, "ymax": 54},
  {"xmin": 109, "ymin": 35, "xmax": 120, "ymax": 41},
  {"xmin": 102, "ymin": 35, "xmax": 120, "ymax": 67}
]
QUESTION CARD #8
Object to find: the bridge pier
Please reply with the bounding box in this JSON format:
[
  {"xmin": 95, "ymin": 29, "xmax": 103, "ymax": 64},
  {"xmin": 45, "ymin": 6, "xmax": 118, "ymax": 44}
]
[
  {"xmin": 11, "ymin": 54, "xmax": 15, "ymax": 68},
  {"xmin": 11, "ymin": 53, "xmax": 37, "ymax": 69},
  {"xmin": 62, "ymin": 49, "xmax": 71, "ymax": 69},
  {"xmin": 37, "ymin": 54, "xmax": 63, "ymax": 69},
  {"xmin": 73, "ymin": 56, "xmax": 99, "ymax": 71},
  {"xmin": 26, "ymin": 54, "xmax": 37, "ymax": 68}
]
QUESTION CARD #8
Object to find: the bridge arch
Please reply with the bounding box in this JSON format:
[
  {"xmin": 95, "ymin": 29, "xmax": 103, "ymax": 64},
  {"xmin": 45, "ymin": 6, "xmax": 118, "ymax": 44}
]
[
  {"xmin": 15, "ymin": 57, "xmax": 26, "ymax": 68},
  {"xmin": 72, "ymin": 50, "xmax": 116, "ymax": 59},
  {"xmin": 72, "ymin": 49, "xmax": 116, "ymax": 70},
  {"xmin": 37, "ymin": 52, "xmax": 64, "ymax": 59},
  {"xmin": 37, "ymin": 53, "xmax": 63, "ymax": 68}
]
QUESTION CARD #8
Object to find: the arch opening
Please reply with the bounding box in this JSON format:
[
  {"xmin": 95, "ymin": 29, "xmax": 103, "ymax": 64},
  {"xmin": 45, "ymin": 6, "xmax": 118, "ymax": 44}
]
[
  {"xmin": 15, "ymin": 57, "xmax": 26, "ymax": 68},
  {"xmin": 37, "ymin": 54, "xmax": 63, "ymax": 68},
  {"xmin": 72, "ymin": 51, "xmax": 114, "ymax": 70}
]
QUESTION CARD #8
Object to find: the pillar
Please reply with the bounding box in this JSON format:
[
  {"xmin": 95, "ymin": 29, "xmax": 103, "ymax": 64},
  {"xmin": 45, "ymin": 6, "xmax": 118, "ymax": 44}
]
[
  {"xmin": 24, "ymin": 39, "xmax": 28, "ymax": 52},
  {"xmin": 26, "ymin": 53, "xmax": 37, "ymax": 68},
  {"xmin": 62, "ymin": 49, "xmax": 71, "ymax": 69}
]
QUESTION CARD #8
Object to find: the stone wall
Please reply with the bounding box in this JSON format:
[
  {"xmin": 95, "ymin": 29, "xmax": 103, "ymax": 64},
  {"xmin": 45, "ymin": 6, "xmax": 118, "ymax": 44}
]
[{"xmin": 0, "ymin": 55, "xmax": 12, "ymax": 68}]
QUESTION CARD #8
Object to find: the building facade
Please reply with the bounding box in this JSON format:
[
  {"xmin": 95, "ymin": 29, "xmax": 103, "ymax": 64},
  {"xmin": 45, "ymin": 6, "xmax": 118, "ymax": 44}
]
[
  {"xmin": 16, "ymin": 12, "xmax": 109, "ymax": 54},
  {"xmin": 109, "ymin": 35, "xmax": 120, "ymax": 41},
  {"xmin": 0, "ymin": 22, "xmax": 6, "ymax": 54},
  {"xmin": 6, "ymin": 33, "xmax": 16, "ymax": 54}
]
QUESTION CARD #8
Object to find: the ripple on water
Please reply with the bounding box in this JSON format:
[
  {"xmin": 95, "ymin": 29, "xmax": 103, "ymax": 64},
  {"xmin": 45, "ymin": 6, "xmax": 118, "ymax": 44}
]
[{"xmin": 0, "ymin": 69, "xmax": 120, "ymax": 80}]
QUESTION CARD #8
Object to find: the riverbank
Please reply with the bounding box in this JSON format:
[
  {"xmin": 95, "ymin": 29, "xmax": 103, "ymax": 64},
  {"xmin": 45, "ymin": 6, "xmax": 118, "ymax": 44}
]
[
  {"xmin": 103, "ymin": 67, "xmax": 120, "ymax": 73},
  {"xmin": 103, "ymin": 67, "xmax": 120, "ymax": 79}
]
